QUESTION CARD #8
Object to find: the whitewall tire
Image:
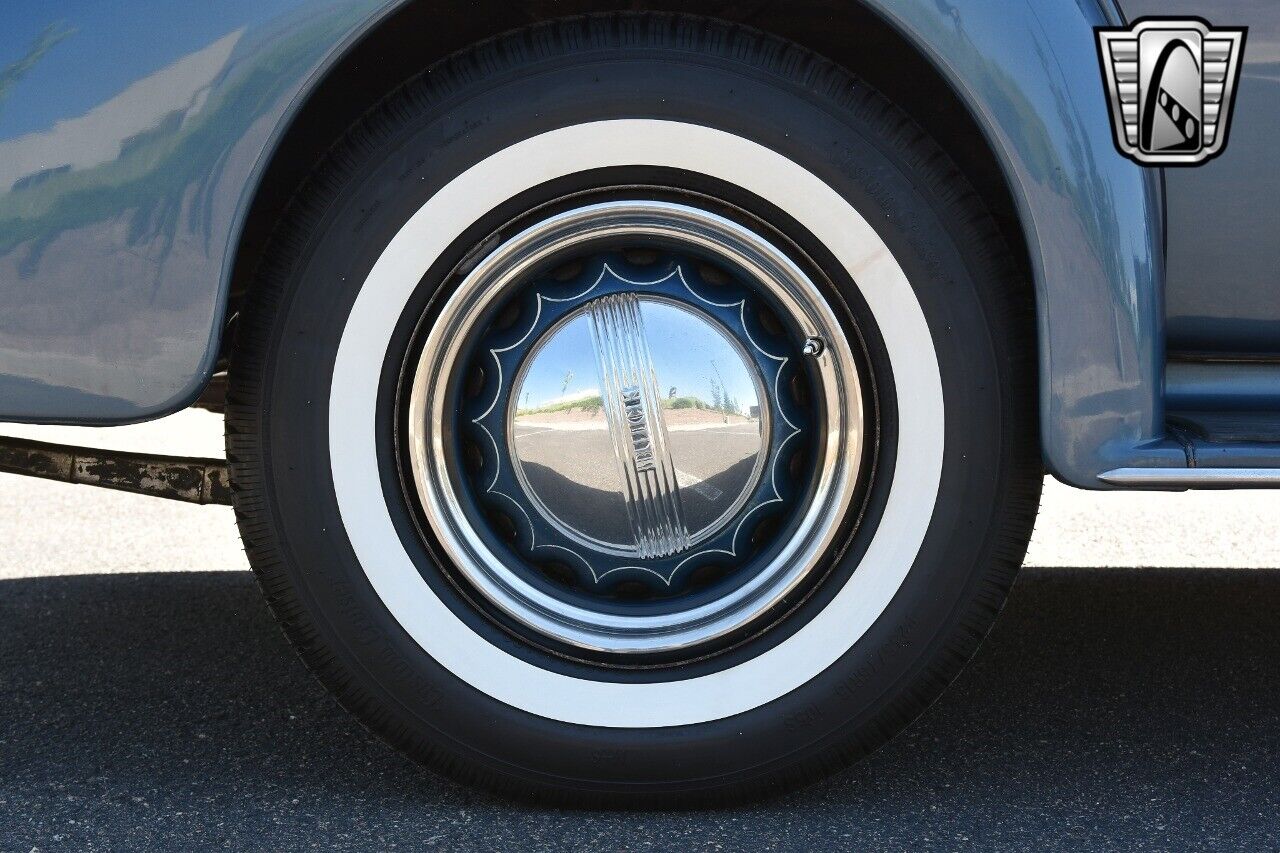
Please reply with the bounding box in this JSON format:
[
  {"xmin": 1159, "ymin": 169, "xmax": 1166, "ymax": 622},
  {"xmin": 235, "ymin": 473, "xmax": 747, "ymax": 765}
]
[{"xmin": 227, "ymin": 14, "xmax": 1039, "ymax": 804}]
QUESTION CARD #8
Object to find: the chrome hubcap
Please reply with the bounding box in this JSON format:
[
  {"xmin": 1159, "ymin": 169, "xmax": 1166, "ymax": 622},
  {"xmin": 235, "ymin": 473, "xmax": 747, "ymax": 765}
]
[
  {"xmin": 406, "ymin": 200, "xmax": 865, "ymax": 655},
  {"xmin": 512, "ymin": 293, "xmax": 770, "ymax": 559}
]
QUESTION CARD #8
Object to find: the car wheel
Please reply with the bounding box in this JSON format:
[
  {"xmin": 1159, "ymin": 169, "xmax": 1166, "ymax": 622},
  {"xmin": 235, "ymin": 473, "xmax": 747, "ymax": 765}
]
[{"xmin": 226, "ymin": 13, "xmax": 1040, "ymax": 805}]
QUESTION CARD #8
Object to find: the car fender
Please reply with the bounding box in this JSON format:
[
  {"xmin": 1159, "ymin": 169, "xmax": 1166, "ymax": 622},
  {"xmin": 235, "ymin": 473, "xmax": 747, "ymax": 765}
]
[{"xmin": 0, "ymin": 0, "xmax": 1167, "ymax": 486}]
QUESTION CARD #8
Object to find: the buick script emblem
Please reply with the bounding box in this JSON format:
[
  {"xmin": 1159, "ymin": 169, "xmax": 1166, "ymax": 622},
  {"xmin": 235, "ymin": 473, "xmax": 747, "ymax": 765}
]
[{"xmin": 1096, "ymin": 18, "xmax": 1246, "ymax": 166}]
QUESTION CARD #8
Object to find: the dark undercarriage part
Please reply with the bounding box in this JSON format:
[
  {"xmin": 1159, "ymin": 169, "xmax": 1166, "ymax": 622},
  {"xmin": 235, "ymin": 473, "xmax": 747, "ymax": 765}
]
[
  {"xmin": 0, "ymin": 435, "xmax": 231, "ymax": 505},
  {"xmin": 192, "ymin": 372, "xmax": 228, "ymax": 415}
]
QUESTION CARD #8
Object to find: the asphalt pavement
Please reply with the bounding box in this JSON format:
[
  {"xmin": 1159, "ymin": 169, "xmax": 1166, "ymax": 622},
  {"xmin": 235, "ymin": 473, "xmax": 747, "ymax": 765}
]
[
  {"xmin": 2, "ymin": 412, "xmax": 1279, "ymax": 850},
  {"xmin": 513, "ymin": 420, "xmax": 761, "ymax": 541}
]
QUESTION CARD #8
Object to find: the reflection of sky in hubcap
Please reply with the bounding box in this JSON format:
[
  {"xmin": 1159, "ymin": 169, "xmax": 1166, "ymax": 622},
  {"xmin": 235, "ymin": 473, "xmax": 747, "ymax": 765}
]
[{"xmin": 512, "ymin": 298, "xmax": 765, "ymax": 550}]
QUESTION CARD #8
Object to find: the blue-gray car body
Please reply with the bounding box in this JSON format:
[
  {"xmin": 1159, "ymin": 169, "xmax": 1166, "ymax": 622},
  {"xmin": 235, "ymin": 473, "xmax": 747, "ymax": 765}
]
[{"xmin": 0, "ymin": 0, "xmax": 1276, "ymax": 488}]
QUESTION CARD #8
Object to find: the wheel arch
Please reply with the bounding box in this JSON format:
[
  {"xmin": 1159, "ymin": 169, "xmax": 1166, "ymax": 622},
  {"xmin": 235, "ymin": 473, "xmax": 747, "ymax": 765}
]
[{"xmin": 224, "ymin": 0, "xmax": 1165, "ymax": 487}]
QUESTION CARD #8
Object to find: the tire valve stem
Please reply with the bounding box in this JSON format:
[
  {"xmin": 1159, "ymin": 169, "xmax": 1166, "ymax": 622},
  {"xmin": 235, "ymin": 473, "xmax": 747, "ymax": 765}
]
[{"xmin": 802, "ymin": 336, "xmax": 825, "ymax": 358}]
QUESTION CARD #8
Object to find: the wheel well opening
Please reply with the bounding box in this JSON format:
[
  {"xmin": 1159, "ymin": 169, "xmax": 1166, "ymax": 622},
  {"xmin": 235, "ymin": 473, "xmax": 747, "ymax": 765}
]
[{"xmin": 223, "ymin": 0, "xmax": 1031, "ymax": 364}]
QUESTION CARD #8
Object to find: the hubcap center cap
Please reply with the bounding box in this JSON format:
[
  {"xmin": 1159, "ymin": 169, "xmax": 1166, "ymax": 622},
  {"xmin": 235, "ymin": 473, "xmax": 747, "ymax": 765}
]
[{"xmin": 511, "ymin": 294, "xmax": 767, "ymax": 558}]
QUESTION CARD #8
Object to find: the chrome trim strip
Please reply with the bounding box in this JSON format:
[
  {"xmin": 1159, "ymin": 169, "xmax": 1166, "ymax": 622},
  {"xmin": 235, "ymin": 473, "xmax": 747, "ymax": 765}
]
[
  {"xmin": 588, "ymin": 292, "xmax": 689, "ymax": 558},
  {"xmin": 1098, "ymin": 467, "xmax": 1280, "ymax": 488}
]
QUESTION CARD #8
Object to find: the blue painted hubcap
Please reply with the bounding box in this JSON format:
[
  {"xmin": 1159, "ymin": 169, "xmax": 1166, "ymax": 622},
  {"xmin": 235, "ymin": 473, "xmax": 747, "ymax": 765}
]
[{"xmin": 456, "ymin": 249, "xmax": 815, "ymax": 603}]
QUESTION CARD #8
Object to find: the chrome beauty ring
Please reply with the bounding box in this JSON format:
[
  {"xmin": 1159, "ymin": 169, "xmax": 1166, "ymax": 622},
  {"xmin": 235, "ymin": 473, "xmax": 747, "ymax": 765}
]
[{"xmin": 405, "ymin": 200, "xmax": 864, "ymax": 655}]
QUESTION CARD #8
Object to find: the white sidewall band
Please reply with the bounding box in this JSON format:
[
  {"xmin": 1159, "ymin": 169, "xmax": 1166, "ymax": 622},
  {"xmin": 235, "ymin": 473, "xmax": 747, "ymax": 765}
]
[{"xmin": 329, "ymin": 120, "xmax": 944, "ymax": 728}]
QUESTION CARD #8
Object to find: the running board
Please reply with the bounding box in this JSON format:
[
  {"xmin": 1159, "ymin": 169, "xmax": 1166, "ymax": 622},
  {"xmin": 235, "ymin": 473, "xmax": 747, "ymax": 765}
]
[
  {"xmin": 0, "ymin": 436, "xmax": 231, "ymax": 505},
  {"xmin": 1098, "ymin": 467, "xmax": 1280, "ymax": 489}
]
